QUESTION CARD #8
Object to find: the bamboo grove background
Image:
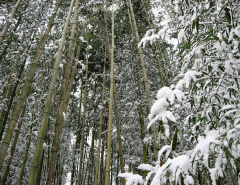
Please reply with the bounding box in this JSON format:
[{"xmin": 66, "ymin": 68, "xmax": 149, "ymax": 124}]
[{"xmin": 0, "ymin": 0, "xmax": 240, "ymax": 185}]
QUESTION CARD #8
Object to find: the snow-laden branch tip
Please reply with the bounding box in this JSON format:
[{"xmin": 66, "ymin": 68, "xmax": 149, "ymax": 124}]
[{"xmin": 118, "ymin": 172, "xmax": 144, "ymax": 185}]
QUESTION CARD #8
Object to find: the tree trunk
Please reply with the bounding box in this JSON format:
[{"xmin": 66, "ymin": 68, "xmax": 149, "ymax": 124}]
[
  {"xmin": 27, "ymin": 1, "xmax": 75, "ymax": 184},
  {"xmin": 0, "ymin": 0, "xmax": 61, "ymax": 170},
  {"xmin": 104, "ymin": 1, "xmax": 115, "ymax": 185},
  {"xmin": 0, "ymin": 0, "xmax": 22, "ymax": 44}
]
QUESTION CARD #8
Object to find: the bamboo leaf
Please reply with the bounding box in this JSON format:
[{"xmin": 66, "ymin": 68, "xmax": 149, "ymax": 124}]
[
  {"xmin": 224, "ymin": 8, "xmax": 231, "ymax": 24},
  {"xmin": 171, "ymin": 128, "xmax": 178, "ymax": 151}
]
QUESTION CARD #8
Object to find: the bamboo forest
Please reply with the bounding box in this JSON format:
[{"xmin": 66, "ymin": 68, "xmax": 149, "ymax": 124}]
[{"xmin": 0, "ymin": 0, "xmax": 240, "ymax": 184}]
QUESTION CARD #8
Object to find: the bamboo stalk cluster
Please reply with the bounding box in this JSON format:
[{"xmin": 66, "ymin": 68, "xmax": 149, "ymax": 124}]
[{"xmin": 0, "ymin": 0, "xmax": 168, "ymax": 184}]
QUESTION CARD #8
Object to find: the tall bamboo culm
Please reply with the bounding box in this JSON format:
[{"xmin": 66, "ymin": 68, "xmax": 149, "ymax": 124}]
[
  {"xmin": 104, "ymin": 1, "xmax": 115, "ymax": 184},
  {"xmin": 94, "ymin": 48, "xmax": 107, "ymax": 185},
  {"xmin": 103, "ymin": 5, "xmax": 126, "ymax": 184},
  {"xmin": 17, "ymin": 127, "xmax": 32, "ymax": 185},
  {"xmin": 27, "ymin": 0, "xmax": 75, "ymax": 184},
  {"xmin": 0, "ymin": 0, "xmax": 22, "ymax": 44},
  {"xmin": 46, "ymin": 0, "xmax": 80, "ymax": 183},
  {"xmin": 77, "ymin": 53, "xmax": 89, "ymax": 185},
  {"xmin": 127, "ymin": 0, "xmax": 158, "ymax": 160},
  {"xmin": 1, "ymin": 106, "xmax": 26, "ymax": 185}
]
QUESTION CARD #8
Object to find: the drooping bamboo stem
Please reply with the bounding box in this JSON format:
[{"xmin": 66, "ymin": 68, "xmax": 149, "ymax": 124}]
[
  {"xmin": 0, "ymin": 0, "xmax": 61, "ymax": 170},
  {"xmin": 139, "ymin": 0, "xmax": 169, "ymax": 86},
  {"xmin": 27, "ymin": 1, "xmax": 75, "ymax": 184}
]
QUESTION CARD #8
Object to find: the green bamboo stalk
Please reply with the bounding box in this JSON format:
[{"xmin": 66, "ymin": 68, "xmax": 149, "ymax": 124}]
[
  {"xmin": 27, "ymin": 1, "xmax": 75, "ymax": 184},
  {"xmin": 0, "ymin": 30, "xmax": 34, "ymax": 141},
  {"xmin": 1, "ymin": 106, "xmax": 26, "ymax": 185},
  {"xmin": 127, "ymin": 0, "xmax": 158, "ymax": 160},
  {"xmin": 113, "ymin": 82, "xmax": 126, "ymax": 185},
  {"xmin": 104, "ymin": 1, "xmax": 115, "ymax": 184},
  {"xmin": 46, "ymin": 0, "xmax": 79, "ymax": 183},
  {"xmin": 77, "ymin": 53, "xmax": 89, "ymax": 185},
  {"xmin": 94, "ymin": 48, "xmax": 107, "ymax": 185},
  {"xmin": 0, "ymin": 0, "xmax": 22, "ymax": 44},
  {"xmin": 17, "ymin": 127, "xmax": 32, "ymax": 185}
]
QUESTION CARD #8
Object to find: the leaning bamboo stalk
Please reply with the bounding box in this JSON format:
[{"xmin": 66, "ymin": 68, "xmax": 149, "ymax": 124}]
[
  {"xmin": 0, "ymin": 106, "xmax": 26, "ymax": 185},
  {"xmin": 27, "ymin": 1, "xmax": 75, "ymax": 184},
  {"xmin": 0, "ymin": 30, "xmax": 35, "ymax": 141},
  {"xmin": 0, "ymin": 0, "xmax": 22, "ymax": 44},
  {"xmin": 17, "ymin": 127, "xmax": 32, "ymax": 185},
  {"xmin": 77, "ymin": 53, "xmax": 89, "ymax": 185},
  {"xmin": 94, "ymin": 48, "xmax": 107, "ymax": 185},
  {"xmin": 0, "ymin": 0, "xmax": 29, "ymax": 60},
  {"xmin": 135, "ymin": 62, "xmax": 147, "ymax": 163},
  {"xmin": 104, "ymin": 1, "xmax": 115, "ymax": 184},
  {"xmin": 0, "ymin": 0, "xmax": 61, "ymax": 170},
  {"xmin": 127, "ymin": 0, "xmax": 158, "ymax": 159},
  {"xmin": 46, "ymin": 0, "xmax": 79, "ymax": 183},
  {"xmin": 46, "ymin": 42, "xmax": 77, "ymax": 185},
  {"xmin": 139, "ymin": 0, "xmax": 169, "ymax": 86},
  {"xmin": 71, "ymin": 63, "xmax": 83, "ymax": 185},
  {"xmin": 100, "ymin": 138, "xmax": 105, "ymax": 185},
  {"xmin": 113, "ymin": 82, "xmax": 126, "ymax": 185},
  {"xmin": 103, "ymin": 5, "xmax": 126, "ymax": 184}
]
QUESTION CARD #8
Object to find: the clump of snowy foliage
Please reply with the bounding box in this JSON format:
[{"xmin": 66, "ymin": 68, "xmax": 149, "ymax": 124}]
[{"xmin": 120, "ymin": 0, "xmax": 240, "ymax": 184}]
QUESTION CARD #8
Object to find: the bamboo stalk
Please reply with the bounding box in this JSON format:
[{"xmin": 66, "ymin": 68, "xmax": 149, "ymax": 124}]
[
  {"xmin": 0, "ymin": 0, "xmax": 22, "ymax": 44},
  {"xmin": 1, "ymin": 106, "xmax": 26, "ymax": 185},
  {"xmin": 94, "ymin": 47, "xmax": 107, "ymax": 185},
  {"xmin": 127, "ymin": 0, "xmax": 158, "ymax": 160},
  {"xmin": 27, "ymin": 1, "xmax": 75, "ymax": 184},
  {"xmin": 17, "ymin": 127, "xmax": 32, "ymax": 185},
  {"xmin": 77, "ymin": 52, "xmax": 89, "ymax": 185},
  {"xmin": 46, "ymin": 0, "xmax": 80, "ymax": 183},
  {"xmin": 104, "ymin": 1, "xmax": 115, "ymax": 184}
]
